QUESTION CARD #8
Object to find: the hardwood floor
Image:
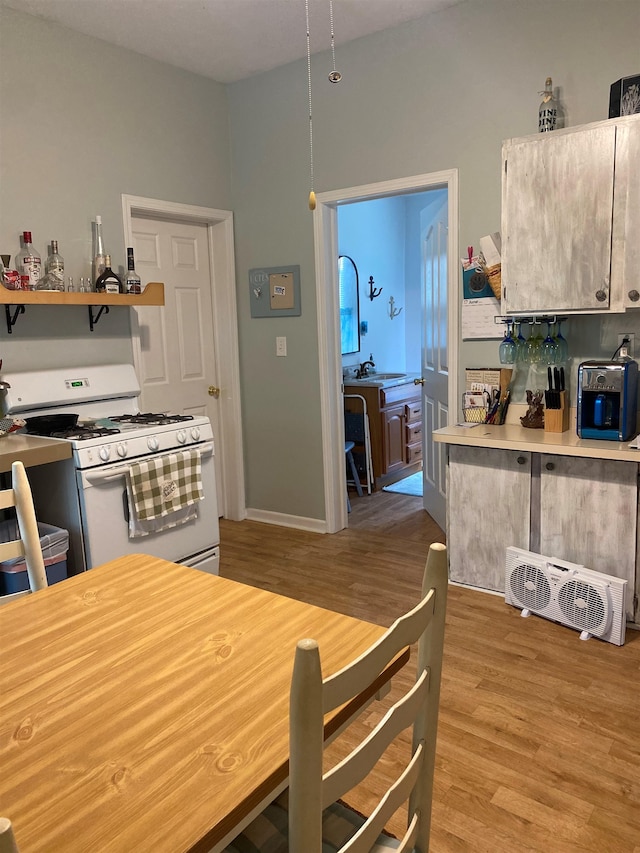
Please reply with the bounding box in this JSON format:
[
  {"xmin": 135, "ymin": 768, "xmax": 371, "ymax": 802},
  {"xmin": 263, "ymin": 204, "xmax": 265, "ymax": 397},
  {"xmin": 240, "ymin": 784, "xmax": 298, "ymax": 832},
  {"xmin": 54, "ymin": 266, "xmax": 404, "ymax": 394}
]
[{"xmin": 219, "ymin": 489, "xmax": 640, "ymax": 853}]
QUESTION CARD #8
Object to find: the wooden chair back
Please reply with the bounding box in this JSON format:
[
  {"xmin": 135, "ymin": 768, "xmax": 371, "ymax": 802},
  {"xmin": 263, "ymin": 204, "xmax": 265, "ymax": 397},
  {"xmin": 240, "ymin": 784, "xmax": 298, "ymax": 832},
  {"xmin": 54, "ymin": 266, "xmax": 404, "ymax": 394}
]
[
  {"xmin": 289, "ymin": 541, "xmax": 448, "ymax": 853},
  {"xmin": 0, "ymin": 817, "xmax": 19, "ymax": 853},
  {"xmin": 0, "ymin": 461, "xmax": 47, "ymax": 604}
]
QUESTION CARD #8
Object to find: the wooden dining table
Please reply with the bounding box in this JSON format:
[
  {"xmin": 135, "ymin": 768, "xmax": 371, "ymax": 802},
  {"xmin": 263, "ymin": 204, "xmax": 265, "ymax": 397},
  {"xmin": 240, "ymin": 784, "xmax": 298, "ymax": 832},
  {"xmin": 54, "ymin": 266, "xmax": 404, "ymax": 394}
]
[{"xmin": 0, "ymin": 554, "xmax": 408, "ymax": 853}]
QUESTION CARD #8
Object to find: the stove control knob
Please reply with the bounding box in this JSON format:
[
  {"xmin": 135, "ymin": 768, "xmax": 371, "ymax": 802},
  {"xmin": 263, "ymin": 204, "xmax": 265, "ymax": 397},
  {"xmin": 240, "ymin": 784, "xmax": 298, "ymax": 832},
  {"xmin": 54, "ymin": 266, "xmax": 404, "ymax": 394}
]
[
  {"xmin": 116, "ymin": 442, "xmax": 128, "ymax": 458},
  {"xmin": 147, "ymin": 436, "xmax": 160, "ymax": 452},
  {"xmin": 190, "ymin": 426, "xmax": 201, "ymax": 441},
  {"xmin": 99, "ymin": 446, "xmax": 111, "ymax": 462},
  {"xmin": 177, "ymin": 430, "xmax": 187, "ymax": 444}
]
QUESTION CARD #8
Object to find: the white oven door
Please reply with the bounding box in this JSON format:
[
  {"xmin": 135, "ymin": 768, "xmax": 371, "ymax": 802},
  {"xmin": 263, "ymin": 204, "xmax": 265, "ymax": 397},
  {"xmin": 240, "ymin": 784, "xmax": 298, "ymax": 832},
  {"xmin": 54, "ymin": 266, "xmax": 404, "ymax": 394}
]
[{"xmin": 76, "ymin": 442, "xmax": 220, "ymax": 572}]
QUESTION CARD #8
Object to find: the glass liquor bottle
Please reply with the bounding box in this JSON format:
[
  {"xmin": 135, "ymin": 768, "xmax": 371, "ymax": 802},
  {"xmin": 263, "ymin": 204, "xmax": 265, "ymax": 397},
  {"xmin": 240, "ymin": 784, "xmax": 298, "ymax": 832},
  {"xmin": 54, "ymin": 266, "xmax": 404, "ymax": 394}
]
[
  {"xmin": 43, "ymin": 239, "xmax": 65, "ymax": 290},
  {"xmin": 92, "ymin": 215, "xmax": 107, "ymax": 287},
  {"xmin": 124, "ymin": 247, "xmax": 142, "ymax": 294},
  {"xmin": 538, "ymin": 77, "xmax": 559, "ymax": 133},
  {"xmin": 95, "ymin": 255, "xmax": 123, "ymax": 293},
  {"xmin": 16, "ymin": 231, "xmax": 42, "ymax": 290}
]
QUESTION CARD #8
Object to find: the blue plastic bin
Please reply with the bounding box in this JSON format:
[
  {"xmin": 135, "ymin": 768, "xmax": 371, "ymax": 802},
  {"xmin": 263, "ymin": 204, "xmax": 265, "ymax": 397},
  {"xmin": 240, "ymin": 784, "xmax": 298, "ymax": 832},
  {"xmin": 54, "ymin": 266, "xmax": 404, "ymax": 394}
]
[{"xmin": 0, "ymin": 520, "xmax": 69, "ymax": 594}]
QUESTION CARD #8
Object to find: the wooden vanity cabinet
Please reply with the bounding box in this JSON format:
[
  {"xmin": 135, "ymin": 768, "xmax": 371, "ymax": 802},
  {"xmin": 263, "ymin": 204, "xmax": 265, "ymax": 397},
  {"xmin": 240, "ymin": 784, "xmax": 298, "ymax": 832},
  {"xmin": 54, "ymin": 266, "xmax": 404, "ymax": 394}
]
[{"xmin": 344, "ymin": 381, "xmax": 422, "ymax": 488}]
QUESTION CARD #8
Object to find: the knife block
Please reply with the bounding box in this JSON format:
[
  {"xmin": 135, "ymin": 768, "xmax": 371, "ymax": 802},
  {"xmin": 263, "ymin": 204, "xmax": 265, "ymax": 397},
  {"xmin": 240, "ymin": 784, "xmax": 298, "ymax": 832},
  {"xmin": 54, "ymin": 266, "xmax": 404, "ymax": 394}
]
[{"xmin": 544, "ymin": 391, "xmax": 570, "ymax": 433}]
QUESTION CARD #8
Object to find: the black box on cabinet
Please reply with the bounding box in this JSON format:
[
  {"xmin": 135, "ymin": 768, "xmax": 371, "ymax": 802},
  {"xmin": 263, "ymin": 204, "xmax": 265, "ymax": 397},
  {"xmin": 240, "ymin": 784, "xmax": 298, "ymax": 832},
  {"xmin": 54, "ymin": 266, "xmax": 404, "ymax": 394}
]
[{"xmin": 609, "ymin": 74, "xmax": 640, "ymax": 117}]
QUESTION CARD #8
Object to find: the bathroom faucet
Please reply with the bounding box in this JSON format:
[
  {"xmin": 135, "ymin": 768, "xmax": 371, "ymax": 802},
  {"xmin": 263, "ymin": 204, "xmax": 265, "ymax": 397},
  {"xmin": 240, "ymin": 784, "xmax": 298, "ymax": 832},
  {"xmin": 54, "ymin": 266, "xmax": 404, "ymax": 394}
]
[{"xmin": 355, "ymin": 358, "xmax": 375, "ymax": 379}]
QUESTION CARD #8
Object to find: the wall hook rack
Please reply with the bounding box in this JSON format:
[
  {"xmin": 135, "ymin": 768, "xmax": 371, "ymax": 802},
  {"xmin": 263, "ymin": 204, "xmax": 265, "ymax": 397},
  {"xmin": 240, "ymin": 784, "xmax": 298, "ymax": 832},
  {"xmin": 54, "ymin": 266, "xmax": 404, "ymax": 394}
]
[
  {"xmin": 388, "ymin": 295, "xmax": 403, "ymax": 319},
  {"xmin": 367, "ymin": 276, "xmax": 382, "ymax": 301}
]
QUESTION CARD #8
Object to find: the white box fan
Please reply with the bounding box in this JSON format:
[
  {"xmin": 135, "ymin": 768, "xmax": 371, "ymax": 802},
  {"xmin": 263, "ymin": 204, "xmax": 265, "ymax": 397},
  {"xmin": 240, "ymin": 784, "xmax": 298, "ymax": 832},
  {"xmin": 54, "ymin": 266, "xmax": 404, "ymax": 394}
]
[{"xmin": 505, "ymin": 547, "xmax": 627, "ymax": 646}]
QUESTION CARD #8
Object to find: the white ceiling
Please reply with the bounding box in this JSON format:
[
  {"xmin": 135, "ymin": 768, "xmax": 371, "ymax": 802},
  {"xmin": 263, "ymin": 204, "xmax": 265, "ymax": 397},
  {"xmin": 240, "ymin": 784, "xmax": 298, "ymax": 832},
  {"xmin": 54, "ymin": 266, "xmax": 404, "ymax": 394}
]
[{"xmin": 0, "ymin": 0, "xmax": 465, "ymax": 84}]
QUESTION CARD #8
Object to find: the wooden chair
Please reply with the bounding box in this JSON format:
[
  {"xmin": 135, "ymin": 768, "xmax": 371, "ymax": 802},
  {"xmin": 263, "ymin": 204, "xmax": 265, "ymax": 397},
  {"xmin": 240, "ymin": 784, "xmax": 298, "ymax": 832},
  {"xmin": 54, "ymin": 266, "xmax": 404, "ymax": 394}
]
[
  {"xmin": 225, "ymin": 541, "xmax": 448, "ymax": 853},
  {"xmin": 0, "ymin": 461, "xmax": 47, "ymax": 604},
  {"xmin": 0, "ymin": 818, "xmax": 19, "ymax": 853}
]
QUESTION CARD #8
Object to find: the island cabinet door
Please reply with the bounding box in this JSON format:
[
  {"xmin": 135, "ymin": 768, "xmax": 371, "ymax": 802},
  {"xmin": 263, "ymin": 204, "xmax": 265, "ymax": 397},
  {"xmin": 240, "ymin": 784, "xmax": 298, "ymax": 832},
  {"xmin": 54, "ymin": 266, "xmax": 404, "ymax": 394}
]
[
  {"xmin": 447, "ymin": 445, "xmax": 531, "ymax": 593},
  {"xmin": 538, "ymin": 454, "xmax": 637, "ymax": 621}
]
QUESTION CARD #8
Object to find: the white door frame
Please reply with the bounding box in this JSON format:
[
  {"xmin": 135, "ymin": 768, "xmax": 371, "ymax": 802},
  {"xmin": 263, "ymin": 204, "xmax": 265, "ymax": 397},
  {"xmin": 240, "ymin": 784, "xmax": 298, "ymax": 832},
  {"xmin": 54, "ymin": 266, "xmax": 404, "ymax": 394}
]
[
  {"xmin": 314, "ymin": 171, "xmax": 459, "ymax": 533},
  {"xmin": 122, "ymin": 194, "xmax": 245, "ymax": 521}
]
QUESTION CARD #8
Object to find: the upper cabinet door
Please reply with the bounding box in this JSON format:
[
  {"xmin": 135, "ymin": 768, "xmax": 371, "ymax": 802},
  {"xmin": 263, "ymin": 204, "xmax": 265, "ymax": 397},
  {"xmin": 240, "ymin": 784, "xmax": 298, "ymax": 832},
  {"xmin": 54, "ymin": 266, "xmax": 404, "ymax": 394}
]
[
  {"xmin": 502, "ymin": 124, "xmax": 616, "ymax": 314},
  {"xmin": 617, "ymin": 119, "xmax": 640, "ymax": 308}
]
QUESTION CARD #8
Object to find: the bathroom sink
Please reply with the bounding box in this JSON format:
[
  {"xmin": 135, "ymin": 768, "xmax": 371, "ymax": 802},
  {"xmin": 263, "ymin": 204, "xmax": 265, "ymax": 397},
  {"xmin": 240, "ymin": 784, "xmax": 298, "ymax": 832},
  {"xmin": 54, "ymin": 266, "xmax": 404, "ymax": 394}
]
[{"xmin": 347, "ymin": 372, "xmax": 416, "ymax": 387}]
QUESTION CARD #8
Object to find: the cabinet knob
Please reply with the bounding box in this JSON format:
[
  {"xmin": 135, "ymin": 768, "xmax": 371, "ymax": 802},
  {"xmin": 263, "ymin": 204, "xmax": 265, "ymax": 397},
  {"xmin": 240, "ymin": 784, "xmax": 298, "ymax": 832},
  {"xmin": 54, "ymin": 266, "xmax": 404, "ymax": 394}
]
[
  {"xmin": 517, "ymin": 456, "xmax": 526, "ymax": 465},
  {"xmin": 545, "ymin": 461, "xmax": 555, "ymax": 471},
  {"xmin": 595, "ymin": 289, "xmax": 607, "ymax": 302},
  {"xmin": 628, "ymin": 289, "xmax": 640, "ymax": 303}
]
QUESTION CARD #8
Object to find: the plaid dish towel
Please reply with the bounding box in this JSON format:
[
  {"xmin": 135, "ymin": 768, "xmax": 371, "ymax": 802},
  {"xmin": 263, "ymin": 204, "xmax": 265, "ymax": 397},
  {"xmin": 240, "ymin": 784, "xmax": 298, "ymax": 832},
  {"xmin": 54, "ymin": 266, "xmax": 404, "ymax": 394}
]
[{"xmin": 126, "ymin": 450, "xmax": 204, "ymax": 538}]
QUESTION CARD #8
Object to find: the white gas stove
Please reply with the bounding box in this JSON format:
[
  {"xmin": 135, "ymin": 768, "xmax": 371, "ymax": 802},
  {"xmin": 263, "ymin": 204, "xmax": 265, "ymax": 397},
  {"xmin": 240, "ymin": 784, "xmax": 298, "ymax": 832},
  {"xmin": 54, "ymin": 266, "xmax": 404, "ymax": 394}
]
[
  {"xmin": 3, "ymin": 363, "xmax": 213, "ymax": 467},
  {"xmin": 2, "ymin": 364, "xmax": 219, "ymax": 577}
]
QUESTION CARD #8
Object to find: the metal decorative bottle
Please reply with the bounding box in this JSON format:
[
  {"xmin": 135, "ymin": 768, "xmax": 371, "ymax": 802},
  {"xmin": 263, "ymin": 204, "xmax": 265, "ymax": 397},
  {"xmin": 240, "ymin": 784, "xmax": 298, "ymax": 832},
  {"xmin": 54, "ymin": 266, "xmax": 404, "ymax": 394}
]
[{"xmin": 538, "ymin": 77, "xmax": 559, "ymax": 133}]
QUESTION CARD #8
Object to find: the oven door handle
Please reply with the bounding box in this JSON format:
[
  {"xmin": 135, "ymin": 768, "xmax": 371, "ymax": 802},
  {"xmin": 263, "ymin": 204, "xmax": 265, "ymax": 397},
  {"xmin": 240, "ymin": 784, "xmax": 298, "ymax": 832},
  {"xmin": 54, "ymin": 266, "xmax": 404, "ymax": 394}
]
[{"xmin": 83, "ymin": 442, "xmax": 215, "ymax": 484}]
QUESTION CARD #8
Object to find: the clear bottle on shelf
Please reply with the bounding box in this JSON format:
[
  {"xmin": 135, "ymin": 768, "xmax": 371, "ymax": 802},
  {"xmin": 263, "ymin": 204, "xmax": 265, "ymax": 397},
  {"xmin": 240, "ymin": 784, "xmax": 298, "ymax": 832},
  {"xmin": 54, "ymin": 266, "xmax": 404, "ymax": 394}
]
[
  {"xmin": 538, "ymin": 77, "xmax": 560, "ymax": 133},
  {"xmin": 95, "ymin": 255, "xmax": 123, "ymax": 293},
  {"xmin": 92, "ymin": 215, "xmax": 107, "ymax": 287},
  {"xmin": 40, "ymin": 239, "xmax": 65, "ymax": 291},
  {"xmin": 16, "ymin": 232, "xmax": 42, "ymax": 290},
  {"xmin": 124, "ymin": 247, "xmax": 142, "ymax": 294}
]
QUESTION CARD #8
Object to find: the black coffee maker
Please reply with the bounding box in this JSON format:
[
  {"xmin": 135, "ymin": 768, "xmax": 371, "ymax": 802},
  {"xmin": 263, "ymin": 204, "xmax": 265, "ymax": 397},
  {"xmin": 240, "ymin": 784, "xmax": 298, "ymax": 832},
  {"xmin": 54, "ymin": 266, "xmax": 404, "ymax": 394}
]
[{"xmin": 577, "ymin": 360, "xmax": 638, "ymax": 441}]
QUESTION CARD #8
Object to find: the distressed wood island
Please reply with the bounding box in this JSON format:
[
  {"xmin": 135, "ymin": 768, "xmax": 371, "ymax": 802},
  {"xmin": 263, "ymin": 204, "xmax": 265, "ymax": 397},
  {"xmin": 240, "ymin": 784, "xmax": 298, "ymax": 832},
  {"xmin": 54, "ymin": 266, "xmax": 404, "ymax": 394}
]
[{"xmin": 434, "ymin": 423, "xmax": 640, "ymax": 626}]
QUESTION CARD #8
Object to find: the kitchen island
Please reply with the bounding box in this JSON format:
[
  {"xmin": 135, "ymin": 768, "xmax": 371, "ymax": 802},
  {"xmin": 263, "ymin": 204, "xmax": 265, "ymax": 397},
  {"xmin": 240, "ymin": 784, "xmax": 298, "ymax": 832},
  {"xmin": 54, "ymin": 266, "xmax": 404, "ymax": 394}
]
[
  {"xmin": 434, "ymin": 422, "xmax": 640, "ymax": 626},
  {"xmin": 0, "ymin": 433, "xmax": 71, "ymax": 473}
]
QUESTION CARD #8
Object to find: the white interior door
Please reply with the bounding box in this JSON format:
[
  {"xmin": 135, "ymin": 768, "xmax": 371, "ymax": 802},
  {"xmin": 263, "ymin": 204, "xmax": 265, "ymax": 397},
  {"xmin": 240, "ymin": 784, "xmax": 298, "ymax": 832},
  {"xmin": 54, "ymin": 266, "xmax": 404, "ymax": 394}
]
[
  {"xmin": 131, "ymin": 215, "xmax": 222, "ymax": 511},
  {"xmin": 421, "ymin": 210, "xmax": 448, "ymax": 531}
]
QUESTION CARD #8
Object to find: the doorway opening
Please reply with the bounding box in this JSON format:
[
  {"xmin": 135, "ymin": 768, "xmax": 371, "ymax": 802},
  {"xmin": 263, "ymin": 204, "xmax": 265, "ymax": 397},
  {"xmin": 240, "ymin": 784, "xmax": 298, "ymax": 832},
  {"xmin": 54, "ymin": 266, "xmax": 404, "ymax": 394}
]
[{"xmin": 314, "ymin": 170, "xmax": 459, "ymax": 534}]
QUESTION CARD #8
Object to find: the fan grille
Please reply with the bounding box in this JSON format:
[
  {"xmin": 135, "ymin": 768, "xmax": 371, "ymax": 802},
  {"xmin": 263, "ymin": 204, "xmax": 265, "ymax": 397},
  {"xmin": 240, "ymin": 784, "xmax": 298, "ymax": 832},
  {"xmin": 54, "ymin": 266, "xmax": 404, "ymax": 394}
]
[
  {"xmin": 510, "ymin": 563, "xmax": 551, "ymax": 610},
  {"xmin": 558, "ymin": 580, "xmax": 606, "ymax": 631}
]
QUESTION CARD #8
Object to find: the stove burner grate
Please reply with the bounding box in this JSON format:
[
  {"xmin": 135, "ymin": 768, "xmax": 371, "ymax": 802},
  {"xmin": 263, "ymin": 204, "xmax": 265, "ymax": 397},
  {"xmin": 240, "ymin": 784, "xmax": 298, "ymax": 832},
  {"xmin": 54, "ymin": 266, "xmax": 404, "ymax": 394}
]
[
  {"xmin": 110, "ymin": 412, "xmax": 195, "ymax": 426},
  {"xmin": 51, "ymin": 426, "xmax": 121, "ymax": 440}
]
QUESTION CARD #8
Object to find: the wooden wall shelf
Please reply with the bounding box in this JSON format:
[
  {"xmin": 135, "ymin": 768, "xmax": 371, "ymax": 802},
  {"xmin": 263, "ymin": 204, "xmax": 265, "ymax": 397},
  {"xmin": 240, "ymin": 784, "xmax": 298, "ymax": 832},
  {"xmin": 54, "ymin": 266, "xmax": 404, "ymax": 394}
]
[{"xmin": 0, "ymin": 281, "xmax": 165, "ymax": 333}]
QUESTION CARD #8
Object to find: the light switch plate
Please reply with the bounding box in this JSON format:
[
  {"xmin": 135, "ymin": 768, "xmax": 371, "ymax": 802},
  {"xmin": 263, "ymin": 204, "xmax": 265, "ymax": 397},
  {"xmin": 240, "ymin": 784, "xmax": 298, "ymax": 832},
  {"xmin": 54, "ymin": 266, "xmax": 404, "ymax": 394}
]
[{"xmin": 249, "ymin": 265, "xmax": 301, "ymax": 318}]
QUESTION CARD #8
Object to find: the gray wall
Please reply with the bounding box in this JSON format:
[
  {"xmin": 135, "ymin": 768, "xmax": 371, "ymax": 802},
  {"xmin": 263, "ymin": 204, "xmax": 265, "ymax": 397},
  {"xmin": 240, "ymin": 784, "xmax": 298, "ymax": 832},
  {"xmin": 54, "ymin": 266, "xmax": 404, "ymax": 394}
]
[
  {"xmin": 0, "ymin": 5, "xmax": 231, "ymax": 368},
  {"xmin": 228, "ymin": 0, "xmax": 640, "ymax": 519},
  {"xmin": 2, "ymin": 1, "xmax": 640, "ymax": 522}
]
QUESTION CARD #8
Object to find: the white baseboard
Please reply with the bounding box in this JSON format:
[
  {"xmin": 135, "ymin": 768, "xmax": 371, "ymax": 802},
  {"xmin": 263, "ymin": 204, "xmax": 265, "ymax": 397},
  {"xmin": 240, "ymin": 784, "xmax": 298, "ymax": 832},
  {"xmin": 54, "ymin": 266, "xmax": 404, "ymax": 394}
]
[{"xmin": 244, "ymin": 508, "xmax": 328, "ymax": 534}]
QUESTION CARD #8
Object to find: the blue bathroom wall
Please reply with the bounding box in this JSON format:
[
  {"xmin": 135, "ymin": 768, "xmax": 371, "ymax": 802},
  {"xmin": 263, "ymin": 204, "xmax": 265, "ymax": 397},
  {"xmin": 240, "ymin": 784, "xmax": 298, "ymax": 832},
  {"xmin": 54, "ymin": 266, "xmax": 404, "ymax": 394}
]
[{"xmin": 338, "ymin": 189, "xmax": 447, "ymax": 376}]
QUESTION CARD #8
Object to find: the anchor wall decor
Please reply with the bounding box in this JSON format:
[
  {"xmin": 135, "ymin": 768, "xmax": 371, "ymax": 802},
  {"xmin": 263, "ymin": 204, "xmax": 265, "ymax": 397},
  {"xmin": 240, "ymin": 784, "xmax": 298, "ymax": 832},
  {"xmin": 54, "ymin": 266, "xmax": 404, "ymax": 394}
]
[
  {"xmin": 388, "ymin": 295, "xmax": 403, "ymax": 319},
  {"xmin": 367, "ymin": 276, "xmax": 382, "ymax": 301}
]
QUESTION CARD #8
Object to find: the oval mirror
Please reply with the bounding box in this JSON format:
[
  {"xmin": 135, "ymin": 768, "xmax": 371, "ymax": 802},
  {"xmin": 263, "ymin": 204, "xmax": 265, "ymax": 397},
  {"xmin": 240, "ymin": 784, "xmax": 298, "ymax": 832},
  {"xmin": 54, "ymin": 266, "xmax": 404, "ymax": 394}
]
[{"xmin": 338, "ymin": 255, "xmax": 360, "ymax": 355}]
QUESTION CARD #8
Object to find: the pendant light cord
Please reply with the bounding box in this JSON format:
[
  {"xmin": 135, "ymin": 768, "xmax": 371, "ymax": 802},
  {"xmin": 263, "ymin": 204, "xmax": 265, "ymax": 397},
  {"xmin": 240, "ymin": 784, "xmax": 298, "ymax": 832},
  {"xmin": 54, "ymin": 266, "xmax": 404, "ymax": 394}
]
[
  {"xmin": 305, "ymin": 0, "xmax": 315, "ymax": 209},
  {"xmin": 329, "ymin": 0, "xmax": 336, "ymax": 74}
]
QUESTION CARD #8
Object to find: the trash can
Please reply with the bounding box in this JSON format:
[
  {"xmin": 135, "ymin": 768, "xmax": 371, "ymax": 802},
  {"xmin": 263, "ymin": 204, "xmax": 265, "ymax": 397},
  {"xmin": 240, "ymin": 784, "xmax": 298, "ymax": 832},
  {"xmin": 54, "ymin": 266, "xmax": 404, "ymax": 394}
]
[{"xmin": 0, "ymin": 520, "xmax": 69, "ymax": 594}]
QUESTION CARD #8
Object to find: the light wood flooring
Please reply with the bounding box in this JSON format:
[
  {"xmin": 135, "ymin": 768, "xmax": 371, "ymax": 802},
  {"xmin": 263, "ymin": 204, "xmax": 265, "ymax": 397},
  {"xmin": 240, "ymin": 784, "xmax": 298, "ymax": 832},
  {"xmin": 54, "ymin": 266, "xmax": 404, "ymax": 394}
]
[{"xmin": 219, "ymin": 489, "xmax": 640, "ymax": 853}]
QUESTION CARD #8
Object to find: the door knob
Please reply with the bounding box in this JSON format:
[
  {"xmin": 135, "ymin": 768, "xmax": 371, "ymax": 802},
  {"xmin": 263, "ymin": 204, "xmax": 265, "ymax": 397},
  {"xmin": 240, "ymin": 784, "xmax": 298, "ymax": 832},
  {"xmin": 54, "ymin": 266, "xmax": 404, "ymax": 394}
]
[
  {"xmin": 413, "ymin": 377, "xmax": 425, "ymax": 385},
  {"xmin": 208, "ymin": 385, "xmax": 220, "ymax": 398}
]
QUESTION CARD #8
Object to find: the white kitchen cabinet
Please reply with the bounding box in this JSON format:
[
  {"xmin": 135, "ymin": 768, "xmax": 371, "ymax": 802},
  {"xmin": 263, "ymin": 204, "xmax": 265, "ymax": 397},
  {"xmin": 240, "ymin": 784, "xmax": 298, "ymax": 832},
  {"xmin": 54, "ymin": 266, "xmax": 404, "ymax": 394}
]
[
  {"xmin": 501, "ymin": 113, "xmax": 640, "ymax": 315},
  {"xmin": 617, "ymin": 120, "xmax": 640, "ymax": 308},
  {"xmin": 447, "ymin": 445, "xmax": 531, "ymax": 592},
  {"xmin": 538, "ymin": 454, "xmax": 637, "ymax": 620},
  {"xmin": 447, "ymin": 445, "xmax": 638, "ymax": 622}
]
